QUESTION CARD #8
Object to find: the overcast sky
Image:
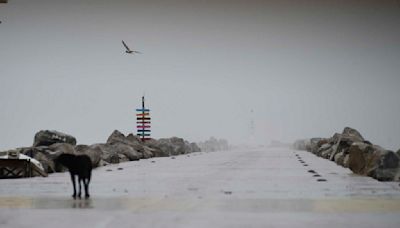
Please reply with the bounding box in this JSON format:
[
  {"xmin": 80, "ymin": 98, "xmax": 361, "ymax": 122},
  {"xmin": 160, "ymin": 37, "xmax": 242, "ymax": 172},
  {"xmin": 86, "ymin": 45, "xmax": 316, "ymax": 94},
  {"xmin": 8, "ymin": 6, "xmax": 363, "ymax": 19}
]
[{"xmin": 0, "ymin": 0, "xmax": 400, "ymax": 150}]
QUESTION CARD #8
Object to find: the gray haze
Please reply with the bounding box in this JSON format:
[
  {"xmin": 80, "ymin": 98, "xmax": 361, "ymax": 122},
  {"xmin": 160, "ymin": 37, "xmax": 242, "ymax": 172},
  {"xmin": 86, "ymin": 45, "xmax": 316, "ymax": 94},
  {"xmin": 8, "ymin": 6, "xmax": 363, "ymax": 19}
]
[{"xmin": 0, "ymin": 0, "xmax": 400, "ymax": 150}]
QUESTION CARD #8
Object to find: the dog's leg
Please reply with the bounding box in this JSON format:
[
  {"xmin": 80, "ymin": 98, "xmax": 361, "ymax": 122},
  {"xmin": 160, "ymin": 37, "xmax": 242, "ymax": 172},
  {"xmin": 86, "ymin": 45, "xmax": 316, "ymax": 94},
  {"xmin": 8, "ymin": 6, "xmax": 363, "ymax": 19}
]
[
  {"xmin": 78, "ymin": 177, "xmax": 82, "ymax": 198},
  {"xmin": 70, "ymin": 173, "xmax": 76, "ymax": 199},
  {"xmin": 84, "ymin": 178, "xmax": 90, "ymax": 198}
]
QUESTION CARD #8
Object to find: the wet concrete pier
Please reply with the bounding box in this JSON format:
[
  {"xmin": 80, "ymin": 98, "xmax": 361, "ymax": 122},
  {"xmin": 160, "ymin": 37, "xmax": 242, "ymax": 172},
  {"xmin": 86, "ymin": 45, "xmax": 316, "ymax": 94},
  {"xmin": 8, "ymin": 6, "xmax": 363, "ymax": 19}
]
[{"xmin": 1, "ymin": 147, "xmax": 400, "ymax": 227}]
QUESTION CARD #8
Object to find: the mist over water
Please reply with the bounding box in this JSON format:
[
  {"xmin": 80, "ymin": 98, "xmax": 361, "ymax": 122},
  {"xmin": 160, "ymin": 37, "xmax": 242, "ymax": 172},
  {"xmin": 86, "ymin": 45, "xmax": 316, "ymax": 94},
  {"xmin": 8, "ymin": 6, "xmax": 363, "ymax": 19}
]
[{"xmin": 0, "ymin": 0, "xmax": 399, "ymax": 150}]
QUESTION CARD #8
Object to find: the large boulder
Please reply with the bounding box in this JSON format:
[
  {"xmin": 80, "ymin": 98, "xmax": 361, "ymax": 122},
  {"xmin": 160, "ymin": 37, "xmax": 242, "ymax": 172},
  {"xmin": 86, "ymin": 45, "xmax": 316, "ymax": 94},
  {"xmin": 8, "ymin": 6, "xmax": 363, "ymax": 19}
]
[
  {"xmin": 170, "ymin": 137, "xmax": 187, "ymax": 155},
  {"xmin": 189, "ymin": 142, "xmax": 201, "ymax": 153},
  {"xmin": 328, "ymin": 127, "xmax": 365, "ymax": 162},
  {"xmin": 156, "ymin": 138, "xmax": 176, "ymax": 156},
  {"xmin": 328, "ymin": 133, "xmax": 342, "ymax": 144},
  {"xmin": 19, "ymin": 143, "xmax": 76, "ymax": 173},
  {"xmin": 348, "ymin": 142, "xmax": 400, "ymax": 181},
  {"xmin": 109, "ymin": 142, "xmax": 142, "ymax": 161},
  {"xmin": 33, "ymin": 130, "xmax": 76, "ymax": 147},
  {"xmin": 317, "ymin": 143, "xmax": 332, "ymax": 156},
  {"xmin": 107, "ymin": 130, "xmax": 146, "ymax": 157},
  {"xmin": 126, "ymin": 133, "xmax": 142, "ymax": 144},
  {"xmin": 348, "ymin": 142, "xmax": 376, "ymax": 174},
  {"xmin": 144, "ymin": 139, "xmax": 169, "ymax": 157},
  {"xmin": 91, "ymin": 143, "xmax": 120, "ymax": 164},
  {"xmin": 342, "ymin": 127, "xmax": 364, "ymax": 142},
  {"xmin": 18, "ymin": 147, "xmax": 56, "ymax": 173},
  {"xmin": 147, "ymin": 137, "xmax": 197, "ymax": 156},
  {"xmin": 49, "ymin": 143, "xmax": 76, "ymax": 156},
  {"xmin": 142, "ymin": 146, "xmax": 154, "ymax": 158},
  {"xmin": 374, "ymin": 168, "xmax": 400, "ymax": 182},
  {"xmin": 19, "ymin": 146, "xmax": 60, "ymax": 173},
  {"xmin": 321, "ymin": 144, "xmax": 335, "ymax": 159},
  {"xmin": 33, "ymin": 152, "xmax": 55, "ymax": 173},
  {"xmin": 157, "ymin": 137, "xmax": 188, "ymax": 155}
]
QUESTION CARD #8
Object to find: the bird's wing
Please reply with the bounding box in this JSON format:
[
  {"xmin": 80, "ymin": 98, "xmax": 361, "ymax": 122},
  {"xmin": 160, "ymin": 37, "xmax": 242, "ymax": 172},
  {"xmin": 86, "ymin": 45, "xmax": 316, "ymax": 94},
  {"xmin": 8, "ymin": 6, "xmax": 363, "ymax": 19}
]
[{"xmin": 122, "ymin": 40, "xmax": 131, "ymax": 51}]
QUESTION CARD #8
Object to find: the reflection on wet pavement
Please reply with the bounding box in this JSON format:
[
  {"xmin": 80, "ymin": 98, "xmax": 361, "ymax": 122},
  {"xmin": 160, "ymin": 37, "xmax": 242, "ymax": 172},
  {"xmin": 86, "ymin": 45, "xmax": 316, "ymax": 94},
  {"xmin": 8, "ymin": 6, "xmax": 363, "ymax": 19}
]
[{"xmin": 2, "ymin": 197, "xmax": 400, "ymax": 213}]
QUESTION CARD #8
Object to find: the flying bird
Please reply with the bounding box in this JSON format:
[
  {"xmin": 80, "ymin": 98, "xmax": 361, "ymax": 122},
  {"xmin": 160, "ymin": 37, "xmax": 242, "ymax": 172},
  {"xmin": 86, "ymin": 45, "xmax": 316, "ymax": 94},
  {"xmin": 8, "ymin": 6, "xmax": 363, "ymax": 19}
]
[{"xmin": 122, "ymin": 40, "xmax": 141, "ymax": 54}]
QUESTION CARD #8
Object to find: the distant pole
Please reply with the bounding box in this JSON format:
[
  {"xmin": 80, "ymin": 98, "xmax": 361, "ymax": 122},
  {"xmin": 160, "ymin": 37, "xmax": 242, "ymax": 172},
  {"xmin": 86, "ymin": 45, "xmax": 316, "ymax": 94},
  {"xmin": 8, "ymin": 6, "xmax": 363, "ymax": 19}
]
[
  {"xmin": 141, "ymin": 96, "xmax": 145, "ymax": 141},
  {"xmin": 0, "ymin": 0, "xmax": 7, "ymax": 24}
]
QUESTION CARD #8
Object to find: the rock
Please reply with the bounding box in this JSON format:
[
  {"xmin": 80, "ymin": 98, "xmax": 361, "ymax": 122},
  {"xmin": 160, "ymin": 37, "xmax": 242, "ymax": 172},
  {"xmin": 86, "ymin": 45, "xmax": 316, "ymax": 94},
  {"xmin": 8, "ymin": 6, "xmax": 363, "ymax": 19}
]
[
  {"xmin": 321, "ymin": 147, "xmax": 333, "ymax": 159},
  {"xmin": 373, "ymin": 168, "xmax": 400, "ymax": 181},
  {"xmin": 330, "ymin": 139, "xmax": 350, "ymax": 161},
  {"xmin": 378, "ymin": 150, "xmax": 399, "ymax": 169},
  {"xmin": 349, "ymin": 142, "xmax": 400, "ymax": 180},
  {"xmin": 19, "ymin": 145, "xmax": 74, "ymax": 173},
  {"xmin": 329, "ymin": 128, "xmax": 365, "ymax": 162},
  {"xmin": 328, "ymin": 133, "xmax": 342, "ymax": 144},
  {"xmin": 33, "ymin": 130, "xmax": 76, "ymax": 147},
  {"xmin": 91, "ymin": 143, "xmax": 120, "ymax": 164},
  {"xmin": 33, "ymin": 150, "xmax": 56, "ymax": 173},
  {"xmin": 19, "ymin": 147, "xmax": 55, "ymax": 173},
  {"xmin": 49, "ymin": 143, "xmax": 76, "ymax": 156},
  {"xmin": 98, "ymin": 160, "xmax": 109, "ymax": 167},
  {"xmin": 110, "ymin": 142, "xmax": 141, "ymax": 161},
  {"xmin": 118, "ymin": 153, "xmax": 129, "ymax": 163},
  {"xmin": 156, "ymin": 138, "xmax": 175, "ymax": 156},
  {"xmin": 334, "ymin": 152, "xmax": 346, "ymax": 166},
  {"xmin": 348, "ymin": 142, "xmax": 375, "ymax": 175},
  {"xmin": 294, "ymin": 127, "xmax": 398, "ymax": 181},
  {"xmin": 343, "ymin": 154, "xmax": 350, "ymax": 168},
  {"xmin": 342, "ymin": 127, "xmax": 364, "ymax": 142},
  {"xmin": 107, "ymin": 130, "xmax": 142, "ymax": 150},
  {"xmin": 126, "ymin": 133, "xmax": 142, "ymax": 144},
  {"xmin": 151, "ymin": 137, "xmax": 195, "ymax": 156},
  {"xmin": 107, "ymin": 130, "xmax": 145, "ymax": 157},
  {"xmin": 189, "ymin": 142, "xmax": 201, "ymax": 152},
  {"xmin": 317, "ymin": 143, "xmax": 332, "ymax": 156},
  {"xmin": 144, "ymin": 140, "xmax": 168, "ymax": 157},
  {"xmin": 317, "ymin": 139, "xmax": 329, "ymax": 148},
  {"xmin": 309, "ymin": 138, "xmax": 323, "ymax": 153},
  {"xmin": 170, "ymin": 137, "xmax": 187, "ymax": 155},
  {"xmin": 142, "ymin": 146, "xmax": 154, "ymax": 158}
]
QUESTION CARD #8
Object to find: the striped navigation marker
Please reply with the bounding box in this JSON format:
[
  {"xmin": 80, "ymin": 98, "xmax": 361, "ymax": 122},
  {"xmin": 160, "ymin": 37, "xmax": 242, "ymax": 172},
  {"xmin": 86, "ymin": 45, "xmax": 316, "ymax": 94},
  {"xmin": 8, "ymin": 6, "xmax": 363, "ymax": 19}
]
[{"xmin": 136, "ymin": 96, "xmax": 151, "ymax": 141}]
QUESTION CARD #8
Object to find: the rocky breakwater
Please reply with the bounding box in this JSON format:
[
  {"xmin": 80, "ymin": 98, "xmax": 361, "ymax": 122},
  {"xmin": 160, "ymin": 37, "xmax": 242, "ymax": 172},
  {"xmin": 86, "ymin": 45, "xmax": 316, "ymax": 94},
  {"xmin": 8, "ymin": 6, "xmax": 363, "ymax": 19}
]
[
  {"xmin": 293, "ymin": 127, "xmax": 400, "ymax": 181},
  {"xmin": 1, "ymin": 130, "xmax": 200, "ymax": 176}
]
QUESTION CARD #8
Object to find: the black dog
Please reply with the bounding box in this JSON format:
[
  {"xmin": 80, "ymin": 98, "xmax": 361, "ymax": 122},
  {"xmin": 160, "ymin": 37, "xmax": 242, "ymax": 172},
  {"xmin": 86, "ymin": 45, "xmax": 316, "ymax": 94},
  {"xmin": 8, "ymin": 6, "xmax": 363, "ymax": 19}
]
[{"xmin": 56, "ymin": 154, "xmax": 92, "ymax": 199}]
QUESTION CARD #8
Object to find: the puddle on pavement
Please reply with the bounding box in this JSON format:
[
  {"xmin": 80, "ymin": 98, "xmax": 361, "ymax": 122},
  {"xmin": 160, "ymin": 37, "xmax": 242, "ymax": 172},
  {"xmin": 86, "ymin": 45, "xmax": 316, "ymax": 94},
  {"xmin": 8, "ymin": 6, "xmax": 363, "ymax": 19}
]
[
  {"xmin": 0, "ymin": 197, "xmax": 205, "ymax": 212},
  {"xmin": 0, "ymin": 197, "xmax": 122, "ymax": 210}
]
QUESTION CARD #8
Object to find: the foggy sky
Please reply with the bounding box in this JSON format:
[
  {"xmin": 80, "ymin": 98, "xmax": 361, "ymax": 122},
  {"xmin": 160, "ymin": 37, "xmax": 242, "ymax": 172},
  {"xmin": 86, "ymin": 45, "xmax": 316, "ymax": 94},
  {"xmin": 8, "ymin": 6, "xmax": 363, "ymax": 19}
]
[{"xmin": 1, "ymin": 0, "xmax": 400, "ymax": 150}]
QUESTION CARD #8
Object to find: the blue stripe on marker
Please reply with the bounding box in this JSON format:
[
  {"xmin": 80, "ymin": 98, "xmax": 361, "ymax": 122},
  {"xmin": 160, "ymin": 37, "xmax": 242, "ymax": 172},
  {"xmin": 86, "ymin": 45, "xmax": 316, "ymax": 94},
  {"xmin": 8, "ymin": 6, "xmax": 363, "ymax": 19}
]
[{"xmin": 136, "ymin": 108, "xmax": 150, "ymax": 112}]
